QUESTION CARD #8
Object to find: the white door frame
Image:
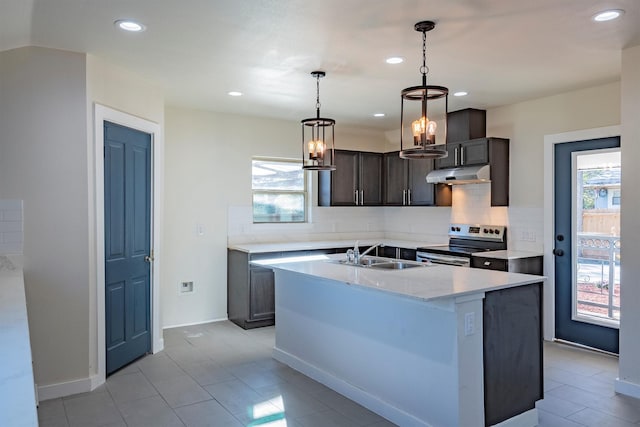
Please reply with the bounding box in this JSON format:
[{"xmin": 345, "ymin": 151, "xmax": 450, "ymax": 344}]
[
  {"xmin": 543, "ymin": 125, "xmax": 620, "ymax": 341},
  {"xmin": 93, "ymin": 104, "xmax": 164, "ymax": 386}
]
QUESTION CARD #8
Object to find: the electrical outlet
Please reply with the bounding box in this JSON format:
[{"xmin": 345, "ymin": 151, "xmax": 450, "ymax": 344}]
[
  {"xmin": 464, "ymin": 312, "xmax": 475, "ymax": 336},
  {"xmin": 179, "ymin": 281, "xmax": 194, "ymax": 294}
]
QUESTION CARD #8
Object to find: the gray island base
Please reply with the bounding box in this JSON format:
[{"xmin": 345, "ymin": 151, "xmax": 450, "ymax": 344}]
[{"xmin": 263, "ymin": 255, "xmax": 543, "ymax": 427}]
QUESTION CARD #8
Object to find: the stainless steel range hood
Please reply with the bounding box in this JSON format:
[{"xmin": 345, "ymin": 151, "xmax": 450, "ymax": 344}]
[{"xmin": 426, "ymin": 164, "xmax": 491, "ymax": 184}]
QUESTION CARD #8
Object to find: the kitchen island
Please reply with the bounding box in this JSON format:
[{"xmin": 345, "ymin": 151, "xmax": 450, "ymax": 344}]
[{"xmin": 260, "ymin": 254, "xmax": 544, "ymax": 427}]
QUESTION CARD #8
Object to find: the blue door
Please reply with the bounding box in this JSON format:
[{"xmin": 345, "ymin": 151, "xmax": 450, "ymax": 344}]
[
  {"xmin": 554, "ymin": 137, "xmax": 620, "ymax": 353},
  {"xmin": 104, "ymin": 121, "xmax": 152, "ymax": 375}
]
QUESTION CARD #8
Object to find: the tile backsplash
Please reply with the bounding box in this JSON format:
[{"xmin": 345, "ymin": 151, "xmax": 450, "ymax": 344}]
[
  {"xmin": 0, "ymin": 199, "xmax": 23, "ymax": 255},
  {"xmin": 228, "ymin": 184, "xmax": 544, "ymax": 252}
]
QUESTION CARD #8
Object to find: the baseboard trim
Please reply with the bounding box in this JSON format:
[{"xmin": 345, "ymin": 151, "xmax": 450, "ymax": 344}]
[
  {"xmin": 162, "ymin": 317, "xmax": 227, "ymax": 330},
  {"xmin": 37, "ymin": 376, "xmax": 94, "ymax": 402},
  {"xmin": 615, "ymin": 378, "xmax": 640, "ymax": 399},
  {"xmin": 273, "ymin": 347, "xmax": 427, "ymax": 427}
]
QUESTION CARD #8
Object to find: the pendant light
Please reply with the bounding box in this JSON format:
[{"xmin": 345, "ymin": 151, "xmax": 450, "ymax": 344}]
[
  {"xmin": 399, "ymin": 21, "xmax": 449, "ymax": 159},
  {"xmin": 301, "ymin": 71, "xmax": 336, "ymax": 171}
]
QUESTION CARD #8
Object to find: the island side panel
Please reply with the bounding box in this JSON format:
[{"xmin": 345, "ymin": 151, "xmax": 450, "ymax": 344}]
[
  {"xmin": 483, "ymin": 282, "xmax": 543, "ymax": 426},
  {"xmin": 273, "ymin": 269, "xmax": 486, "ymax": 427}
]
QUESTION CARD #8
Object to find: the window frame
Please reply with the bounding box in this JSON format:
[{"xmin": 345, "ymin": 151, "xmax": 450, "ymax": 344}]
[{"xmin": 251, "ymin": 157, "xmax": 308, "ymax": 224}]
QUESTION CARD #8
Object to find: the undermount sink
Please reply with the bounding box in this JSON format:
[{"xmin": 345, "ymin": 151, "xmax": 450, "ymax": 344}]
[
  {"xmin": 333, "ymin": 256, "xmax": 425, "ymax": 270},
  {"xmin": 369, "ymin": 261, "xmax": 424, "ymax": 270}
]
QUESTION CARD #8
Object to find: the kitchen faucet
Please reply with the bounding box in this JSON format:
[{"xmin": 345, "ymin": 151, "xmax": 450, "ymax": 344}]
[{"xmin": 354, "ymin": 241, "xmax": 383, "ymax": 263}]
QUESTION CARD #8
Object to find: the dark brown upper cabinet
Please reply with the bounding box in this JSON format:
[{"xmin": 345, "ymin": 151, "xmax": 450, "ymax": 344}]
[
  {"xmin": 434, "ymin": 137, "xmax": 510, "ymax": 207},
  {"xmin": 318, "ymin": 149, "xmax": 383, "ymax": 206},
  {"xmin": 383, "ymin": 152, "xmax": 435, "ymax": 206}
]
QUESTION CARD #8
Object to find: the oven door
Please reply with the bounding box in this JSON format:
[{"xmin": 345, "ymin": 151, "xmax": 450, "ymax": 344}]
[{"xmin": 416, "ymin": 251, "xmax": 470, "ymax": 267}]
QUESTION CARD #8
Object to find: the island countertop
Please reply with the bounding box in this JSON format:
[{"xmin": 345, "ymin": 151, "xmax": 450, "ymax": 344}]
[{"xmin": 257, "ymin": 253, "xmax": 545, "ymax": 302}]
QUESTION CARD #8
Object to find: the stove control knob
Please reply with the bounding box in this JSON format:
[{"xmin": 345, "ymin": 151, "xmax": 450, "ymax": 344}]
[
  {"xmin": 456, "ymin": 227, "xmax": 461, "ymax": 232},
  {"xmin": 451, "ymin": 226, "xmax": 456, "ymax": 232},
  {"xmin": 489, "ymin": 229, "xmax": 494, "ymax": 234},
  {"xmin": 494, "ymin": 229, "xmax": 501, "ymax": 235},
  {"xmin": 483, "ymin": 228, "xmax": 488, "ymax": 233}
]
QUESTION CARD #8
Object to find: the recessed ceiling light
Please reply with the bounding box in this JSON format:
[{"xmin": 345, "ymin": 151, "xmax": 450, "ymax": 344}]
[
  {"xmin": 373, "ymin": 113, "xmax": 385, "ymax": 117},
  {"xmin": 228, "ymin": 91, "xmax": 243, "ymax": 97},
  {"xmin": 114, "ymin": 19, "xmax": 146, "ymax": 32},
  {"xmin": 386, "ymin": 57, "xmax": 404, "ymax": 65},
  {"xmin": 593, "ymin": 9, "xmax": 624, "ymax": 22},
  {"xmin": 453, "ymin": 91, "xmax": 468, "ymax": 97}
]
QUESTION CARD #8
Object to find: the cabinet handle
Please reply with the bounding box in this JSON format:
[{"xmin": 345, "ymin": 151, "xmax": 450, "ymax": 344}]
[
  {"xmin": 461, "ymin": 146, "xmax": 465, "ymax": 165},
  {"xmin": 354, "ymin": 190, "xmax": 358, "ymax": 205},
  {"xmin": 454, "ymin": 147, "xmax": 459, "ymax": 166},
  {"xmin": 360, "ymin": 190, "xmax": 363, "ymax": 205},
  {"xmin": 407, "ymin": 189, "xmax": 412, "ymax": 205},
  {"xmin": 403, "ymin": 190, "xmax": 407, "ymax": 205}
]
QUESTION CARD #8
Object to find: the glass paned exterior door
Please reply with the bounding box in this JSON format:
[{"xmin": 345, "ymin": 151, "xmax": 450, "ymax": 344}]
[{"xmin": 573, "ymin": 148, "xmax": 621, "ymax": 327}]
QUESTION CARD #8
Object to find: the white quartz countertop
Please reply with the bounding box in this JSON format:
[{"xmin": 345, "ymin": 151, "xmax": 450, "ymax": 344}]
[
  {"xmin": 258, "ymin": 254, "xmax": 545, "ymax": 303},
  {"xmin": 0, "ymin": 257, "xmax": 38, "ymax": 427},
  {"xmin": 472, "ymin": 250, "xmax": 544, "ymax": 260},
  {"xmin": 229, "ymin": 239, "xmax": 443, "ymax": 254}
]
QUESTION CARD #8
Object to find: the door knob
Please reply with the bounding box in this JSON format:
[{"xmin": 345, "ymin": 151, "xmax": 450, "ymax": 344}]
[
  {"xmin": 553, "ymin": 249, "xmax": 564, "ymax": 256},
  {"xmin": 144, "ymin": 255, "xmax": 154, "ymax": 263}
]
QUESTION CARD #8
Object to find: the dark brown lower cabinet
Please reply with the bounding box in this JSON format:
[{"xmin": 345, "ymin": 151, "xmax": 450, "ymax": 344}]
[
  {"xmin": 228, "ymin": 248, "xmax": 351, "ymax": 329},
  {"xmin": 227, "ymin": 249, "xmax": 276, "ymax": 329},
  {"xmin": 472, "ymin": 255, "xmax": 543, "ymax": 275},
  {"xmin": 483, "ymin": 283, "xmax": 543, "ymax": 426},
  {"xmin": 248, "ymin": 266, "xmax": 275, "ymax": 321}
]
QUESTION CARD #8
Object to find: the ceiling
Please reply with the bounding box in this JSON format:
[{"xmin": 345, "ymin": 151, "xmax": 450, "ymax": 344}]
[{"xmin": 2, "ymin": 0, "xmax": 639, "ymax": 130}]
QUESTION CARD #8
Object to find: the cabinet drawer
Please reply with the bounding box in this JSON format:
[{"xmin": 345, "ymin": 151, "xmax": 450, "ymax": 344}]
[{"xmin": 472, "ymin": 257, "xmax": 508, "ymax": 271}]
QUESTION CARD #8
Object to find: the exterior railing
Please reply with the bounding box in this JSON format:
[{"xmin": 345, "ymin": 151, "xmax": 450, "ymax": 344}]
[{"xmin": 576, "ymin": 233, "xmax": 620, "ymax": 320}]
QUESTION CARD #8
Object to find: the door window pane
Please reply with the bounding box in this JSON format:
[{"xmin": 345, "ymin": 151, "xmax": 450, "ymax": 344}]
[{"xmin": 574, "ymin": 149, "xmax": 620, "ymax": 324}]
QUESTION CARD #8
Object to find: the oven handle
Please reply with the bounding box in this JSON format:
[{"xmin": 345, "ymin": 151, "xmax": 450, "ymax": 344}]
[{"xmin": 416, "ymin": 252, "xmax": 470, "ymax": 267}]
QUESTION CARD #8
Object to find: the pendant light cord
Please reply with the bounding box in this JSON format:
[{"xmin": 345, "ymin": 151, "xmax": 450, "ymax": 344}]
[
  {"xmin": 421, "ymin": 30, "xmax": 429, "ymax": 86},
  {"xmin": 316, "ymin": 75, "xmax": 321, "ymax": 118}
]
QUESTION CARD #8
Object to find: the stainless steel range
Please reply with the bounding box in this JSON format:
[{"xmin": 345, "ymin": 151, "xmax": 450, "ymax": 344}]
[{"xmin": 416, "ymin": 224, "xmax": 507, "ymax": 267}]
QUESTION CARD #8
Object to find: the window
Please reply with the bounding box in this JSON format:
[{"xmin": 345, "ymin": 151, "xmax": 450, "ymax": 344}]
[
  {"xmin": 252, "ymin": 158, "xmax": 306, "ymax": 223},
  {"xmin": 612, "ymin": 189, "xmax": 621, "ymax": 206}
]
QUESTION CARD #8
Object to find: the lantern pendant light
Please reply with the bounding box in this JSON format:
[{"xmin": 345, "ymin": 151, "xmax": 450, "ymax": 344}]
[
  {"xmin": 399, "ymin": 21, "xmax": 449, "ymax": 159},
  {"xmin": 301, "ymin": 71, "xmax": 336, "ymax": 171}
]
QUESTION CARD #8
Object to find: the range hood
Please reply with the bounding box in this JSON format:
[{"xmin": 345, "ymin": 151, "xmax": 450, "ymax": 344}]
[{"xmin": 426, "ymin": 164, "xmax": 491, "ymax": 184}]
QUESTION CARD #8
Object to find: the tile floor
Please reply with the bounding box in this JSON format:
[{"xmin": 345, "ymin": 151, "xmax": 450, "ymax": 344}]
[{"xmin": 37, "ymin": 321, "xmax": 638, "ymax": 427}]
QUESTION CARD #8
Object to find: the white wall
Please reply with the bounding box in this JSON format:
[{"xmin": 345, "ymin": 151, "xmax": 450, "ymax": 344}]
[
  {"xmin": 0, "ymin": 199, "xmax": 23, "ymax": 255},
  {"xmin": 163, "ymin": 107, "xmax": 388, "ymax": 327},
  {"xmin": 618, "ymin": 44, "xmax": 640, "ymax": 396},
  {"xmin": 0, "ymin": 46, "xmax": 165, "ymax": 394},
  {"xmin": 0, "ymin": 47, "xmax": 90, "ymax": 386},
  {"xmin": 488, "ymin": 81, "xmax": 620, "ymax": 208},
  {"xmin": 86, "ymin": 54, "xmax": 164, "ymax": 381}
]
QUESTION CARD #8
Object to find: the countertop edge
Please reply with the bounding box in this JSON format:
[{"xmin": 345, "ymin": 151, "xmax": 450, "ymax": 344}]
[{"xmin": 265, "ymin": 255, "xmax": 546, "ymax": 304}]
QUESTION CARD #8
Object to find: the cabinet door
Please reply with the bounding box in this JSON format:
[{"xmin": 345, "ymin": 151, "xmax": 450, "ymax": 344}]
[
  {"xmin": 399, "ymin": 248, "xmax": 417, "ymax": 261},
  {"xmin": 359, "ymin": 152, "xmax": 383, "ymax": 205},
  {"xmin": 383, "ymin": 152, "xmax": 407, "ymax": 205},
  {"xmin": 380, "ymin": 246, "xmax": 398, "ymax": 258},
  {"xmin": 435, "ymin": 144, "xmax": 459, "ymax": 169},
  {"xmin": 249, "ymin": 267, "xmax": 275, "ymax": 321},
  {"xmin": 407, "ymin": 158, "xmax": 434, "ymax": 206},
  {"xmin": 461, "ymin": 139, "xmax": 489, "ymax": 166},
  {"xmin": 331, "ymin": 150, "xmax": 359, "ymax": 205}
]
